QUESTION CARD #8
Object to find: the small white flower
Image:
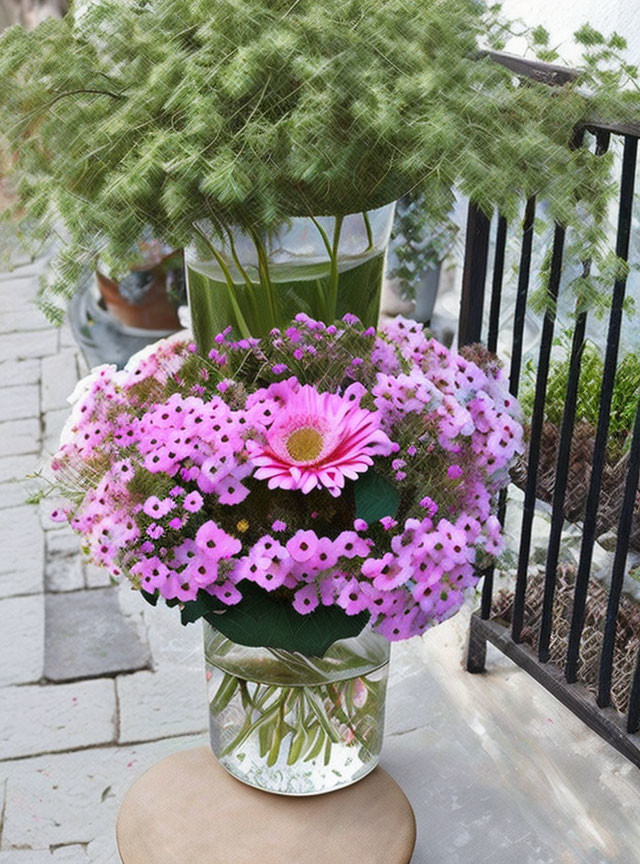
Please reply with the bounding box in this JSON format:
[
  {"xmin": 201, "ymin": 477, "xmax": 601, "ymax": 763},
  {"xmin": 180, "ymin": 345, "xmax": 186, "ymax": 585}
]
[{"xmin": 67, "ymin": 364, "xmax": 116, "ymax": 405}]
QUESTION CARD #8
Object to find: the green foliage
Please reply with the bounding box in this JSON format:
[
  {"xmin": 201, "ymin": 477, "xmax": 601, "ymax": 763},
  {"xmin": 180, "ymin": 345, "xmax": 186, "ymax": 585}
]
[
  {"xmin": 388, "ymin": 192, "xmax": 458, "ymax": 299},
  {"xmin": 353, "ymin": 470, "xmax": 401, "ymax": 524},
  {"xmin": 0, "ymin": 0, "xmax": 639, "ymax": 318},
  {"xmin": 182, "ymin": 583, "xmax": 369, "ymax": 655},
  {"xmin": 521, "ymin": 338, "xmax": 640, "ymax": 444}
]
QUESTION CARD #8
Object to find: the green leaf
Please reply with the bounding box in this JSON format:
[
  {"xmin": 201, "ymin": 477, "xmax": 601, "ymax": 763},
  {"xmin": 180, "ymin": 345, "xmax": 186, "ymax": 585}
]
[
  {"xmin": 140, "ymin": 589, "xmax": 159, "ymax": 607},
  {"xmin": 192, "ymin": 582, "xmax": 368, "ymax": 657},
  {"xmin": 531, "ymin": 26, "xmax": 549, "ymax": 46},
  {"xmin": 180, "ymin": 589, "xmax": 221, "ymax": 624},
  {"xmin": 354, "ymin": 470, "xmax": 401, "ymax": 524}
]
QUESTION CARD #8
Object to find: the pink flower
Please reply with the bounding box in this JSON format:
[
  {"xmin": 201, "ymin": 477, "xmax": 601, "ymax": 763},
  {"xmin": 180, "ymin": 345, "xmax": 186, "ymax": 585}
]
[
  {"xmin": 286, "ymin": 530, "xmax": 319, "ymax": 562},
  {"xmin": 183, "ymin": 491, "xmax": 203, "ymax": 512},
  {"xmin": 247, "ymin": 382, "xmax": 394, "ymax": 496},
  {"xmin": 208, "ymin": 581, "xmax": 242, "ymax": 605},
  {"xmin": 293, "ymin": 584, "xmax": 319, "ymax": 614},
  {"xmin": 184, "ymin": 556, "xmax": 219, "ymax": 588},
  {"xmin": 362, "ymin": 554, "xmax": 411, "ymax": 591},
  {"xmin": 195, "ymin": 521, "xmax": 242, "ymax": 559},
  {"xmin": 142, "ymin": 496, "xmax": 174, "ymax": 518},
  {"xmin": 333, "ymin": 531, "xmax": 369, "ymax": 559},
  {"xmin": 337, "ymin": 579, "xmax": 369, "ymax": 615}
]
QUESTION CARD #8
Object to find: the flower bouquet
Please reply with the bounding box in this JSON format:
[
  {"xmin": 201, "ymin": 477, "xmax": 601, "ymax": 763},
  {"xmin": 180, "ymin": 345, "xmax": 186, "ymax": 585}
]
[{"xmin": 47, "ymin": 314, "xmax": 522, "ymax": 794}]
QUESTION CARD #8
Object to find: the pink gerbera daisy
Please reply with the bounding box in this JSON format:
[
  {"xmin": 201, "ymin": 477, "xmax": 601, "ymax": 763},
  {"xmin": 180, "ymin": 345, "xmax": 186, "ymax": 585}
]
[{"xmin": 246, "ymin": 382, "xmax": 394, "ymax": 496}]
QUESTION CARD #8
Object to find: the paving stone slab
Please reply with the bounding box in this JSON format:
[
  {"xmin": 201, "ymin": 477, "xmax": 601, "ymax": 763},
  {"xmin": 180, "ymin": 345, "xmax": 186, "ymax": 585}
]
[
  {"xmin": 46, "ymin": 554, "xmax": 85, "ymax": 593},
  {"xmin": 46, "ymin": 529, "xmax": 85, "ymax": 592},
  {"xmin": 0, "ymin": 455, "xmax": 39, "ymax": 485},
  {"xmin": 0, "ymin": 844, "xmax": 88, "ymax": 864},
  {"xmin": 0, "ymin": 678, "xmax": 116, "ymax": 760},
  {"xmin": 117, "ymin": 664, "xmax": 207, "ymax": 744},
  {"xmin": 76, "ymin": 353, "xmax": 90, "ymax": 380},
  {"xmin": 0, "ymin": 309, "xmax": 53, "ymax": 334},
  {"xmin": 0, "ymin": 359, "xmax": 40, "ymax": 387},
  {"xmin": 0, "ymin": 480, "xmax": 30, "ymax": 510},
  {"xmin": 59, "ymin": 323, "xmax": 79, "ymax": 349},
  {"xmin": 0, "ymin": 284, "xmax": 41, "ymax": 313},
  {"xmin": 139, "ymin": 591, "xmax": 204, "ymax": 669},
  {"xmin": 41, "ymin": 352, "xmax": 79, "ymax": 413},
  {"xmin": 0, "ymin": 417, "xmax": 40, "ymax": 456},
  {"xmin": 0, "ymin": 385, "xmax": 40, "ymax": 422},
  {"xmin": 1, "ymin": 735, "xmax": 206, "ymax": 850},
  {"xmin": 0, "ymin": 251, "xmax": 54, "ymax": 281},
  {"xmin": 47, "ymin": 527, "xmax": 83, "ymax": 559},
  {"xmin": 0, "ymin": 594, "xmax": 44, "ymax": 685},
  {"xmin": 379, "ymin": 616, "xmax": 640, "ymax": 864},
  {"xmin": 0, "ymin": 330, "xmax": 58, "ymax": 363},
  {"xmin": 51, "ymin": 847, "xmax": 90, "ymax": 863},
  {"xmin": 84, "ymin": 563, "xmax": 115, "ymax": 590},
  {"xmin": 44, "ymin": 589, "xmax": 151, "ymax": 682},
  {"xmin": 43, "ymin": 408, "xmax": 71, "ymax": 457},
  {"xmin": 0, "ymin": 506, "xmax": 44, "ymax": 597},
  {"xmin": 85, "ymin": 836, "xmax": 117, "ymax": 864}
]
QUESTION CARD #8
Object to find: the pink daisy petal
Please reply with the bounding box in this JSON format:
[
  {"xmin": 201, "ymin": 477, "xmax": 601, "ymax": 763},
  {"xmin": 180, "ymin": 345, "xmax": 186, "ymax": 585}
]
[{"xmin": 247, "ymin": 382, "xmax": 393, "ymax": 496}]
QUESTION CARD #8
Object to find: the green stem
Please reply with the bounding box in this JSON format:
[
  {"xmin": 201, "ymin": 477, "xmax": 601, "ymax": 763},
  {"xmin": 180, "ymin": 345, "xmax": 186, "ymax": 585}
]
[
  {"xmin": 310, "ymin": 216, "xmax": 333, "ymax": 258},
  {"xmin": 304, "ymin": 725, "xmax": 324, "ymax": 761},
  {"xmin": 250, "ymin": 230, "xmax": 278, "ymax": 330},
  {"xmin": 362, "ymin": 210, "xmax": 374, "ymax": 251},
  {"xmin": 191, "ymin": 223, "xmax": 252, "ymax": 340},
  {"xmin": 267, "ymin": 696, "xmax": 287, "ymax": 767},
  {"xmin": 225, "ymin": 226, "xmax": 254, "ymax": 291},
  {"xmin": 209, "ymin": 672, "xmax": 239, "ymax": 715},
  {"xmin": 328, "ymin": 215, "xmax": 344, "ymax": 321},
  {"xmin": 304, "ymin": 690, "xmax": 341, "ymax": 744},
  {"xmin": 325, "ymin": 682, "xmax": 370, "ymax": 752},
  {"xmin": 226, "ymin": 227, "xmax": 261, "ymax": 330},
  {"xmin": 220, "ymin": 699, "xmax": 281, "ymax": 756},
  {"xmin": 238, "ymin": 679, "xmax": 256, "ymax": 712}
]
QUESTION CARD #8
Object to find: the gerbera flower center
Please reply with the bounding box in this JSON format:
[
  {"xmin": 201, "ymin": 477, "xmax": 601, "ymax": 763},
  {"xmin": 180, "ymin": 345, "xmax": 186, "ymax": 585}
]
[{"xmin": 285, "ymin": 426, "xmax": 324, "ymax": 462}]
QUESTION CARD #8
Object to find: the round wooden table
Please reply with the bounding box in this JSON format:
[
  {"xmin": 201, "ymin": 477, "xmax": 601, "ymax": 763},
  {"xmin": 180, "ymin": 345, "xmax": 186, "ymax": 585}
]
[{"xmin": 117, "ymin": 746, "xmax": 416, "ymax": 864}]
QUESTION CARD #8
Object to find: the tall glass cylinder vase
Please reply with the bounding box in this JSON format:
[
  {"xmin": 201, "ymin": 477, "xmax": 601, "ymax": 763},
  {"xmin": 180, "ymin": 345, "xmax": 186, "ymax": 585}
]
[
  {"xmin": 204, "ymin": 624, "xmax": 391, "ymax": 796},
  {"xmin": 185, "ymin": 202, "xmax": 396, "ymax": 351}
]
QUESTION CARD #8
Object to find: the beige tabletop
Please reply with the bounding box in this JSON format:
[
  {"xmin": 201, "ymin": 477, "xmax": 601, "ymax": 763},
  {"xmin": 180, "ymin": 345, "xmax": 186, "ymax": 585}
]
[{"xmin": 116, "ymin": 745, "xmax": 416, "ymax": 864}]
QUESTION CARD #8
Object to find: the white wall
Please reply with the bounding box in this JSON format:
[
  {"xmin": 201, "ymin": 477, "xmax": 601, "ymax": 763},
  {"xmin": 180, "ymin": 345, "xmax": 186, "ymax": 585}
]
[{"xmin": 500, "ymin": 0, "xmax": 640, "ymax": 65}]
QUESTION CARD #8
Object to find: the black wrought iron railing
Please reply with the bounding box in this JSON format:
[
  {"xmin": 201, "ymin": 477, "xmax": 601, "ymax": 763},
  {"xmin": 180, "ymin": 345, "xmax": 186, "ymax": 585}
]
[{"xmin": 461, "ymin": 52, "xmax": 640, "ymax": 768}]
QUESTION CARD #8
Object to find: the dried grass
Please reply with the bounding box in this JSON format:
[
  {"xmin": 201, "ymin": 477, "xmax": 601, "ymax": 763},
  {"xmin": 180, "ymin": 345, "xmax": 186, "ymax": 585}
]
[
  {"xmin": 512, "ymin": 419, "xmax": 640, "ymax": 551},
  {"xmin": 493, "ymin": 565, "xmax": 640, "ymax": 715}
]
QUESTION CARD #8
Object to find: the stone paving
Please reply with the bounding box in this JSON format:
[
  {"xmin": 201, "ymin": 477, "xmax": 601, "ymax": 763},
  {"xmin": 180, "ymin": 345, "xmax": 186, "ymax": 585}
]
[{"xmin": 2, "ymin": 252, "xmax": 640, "ymax": 863}]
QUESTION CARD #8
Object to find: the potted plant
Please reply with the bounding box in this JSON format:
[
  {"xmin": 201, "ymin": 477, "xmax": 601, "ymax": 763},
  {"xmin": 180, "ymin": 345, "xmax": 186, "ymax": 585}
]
[
  {"xmin": 387, "ymin": 192, "xmax": 458, "ymax": 324},
  {"xmin": 94, "ymin": 241, "xmax": 185, "ymax": 331},
  {"xmin": 1, "ymin": 1, "xmax": 636, "ymax": 345},
  {"xmin": 42, "ymin": 314, "xmax": 523, "ymax": 794}
]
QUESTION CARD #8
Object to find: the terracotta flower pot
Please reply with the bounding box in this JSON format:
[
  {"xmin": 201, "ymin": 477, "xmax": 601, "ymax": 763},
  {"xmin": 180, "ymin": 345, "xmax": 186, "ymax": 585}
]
[{"xmin": 96, "ymin": 247, "xmax": 183, "ymax": 331}]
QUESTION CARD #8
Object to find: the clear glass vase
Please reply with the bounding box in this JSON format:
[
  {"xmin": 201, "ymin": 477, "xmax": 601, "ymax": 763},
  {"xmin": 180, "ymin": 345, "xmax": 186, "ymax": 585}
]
[
  {"xmin": 204, "ymin": 624, "xmax": 391, "ymax": 795},
  {"xmin": 185, "ymin": 202, "xmax": 396, "ymax": 350}
]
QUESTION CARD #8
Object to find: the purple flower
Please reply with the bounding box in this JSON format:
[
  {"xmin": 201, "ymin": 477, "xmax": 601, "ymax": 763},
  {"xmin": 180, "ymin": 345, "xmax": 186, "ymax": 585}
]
[
  {"xmin": 183, "ymin": 491, "xmax": 203, "ymax": 513},
  {"xmin": 286, "ymin": 530, "xmax": 318, "ymax": 563},
  {"xmin": 195, "ymin": 521, "xmax": 242, "ymax": 559},
  {"xmin": 293, "ymin": 584, "xmax": 319, "ymax": 614}
]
